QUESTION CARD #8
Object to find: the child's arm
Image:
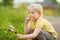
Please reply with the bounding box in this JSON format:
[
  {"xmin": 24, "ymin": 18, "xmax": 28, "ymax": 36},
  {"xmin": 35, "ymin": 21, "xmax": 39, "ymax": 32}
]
[
  {"xmin": 24, "ymin": 23, "xmax": 30, "ymax": 34},
  {"xmin": 24, "ymin": 17, "xmax": 30, "ymax": 34},
  {"xmin": 16, "ymin": 27, "xmax": 41, "ymax": 39},
  {"xmin": 23, "ymin": 27, "xmax": 41, "ymax": 38}
]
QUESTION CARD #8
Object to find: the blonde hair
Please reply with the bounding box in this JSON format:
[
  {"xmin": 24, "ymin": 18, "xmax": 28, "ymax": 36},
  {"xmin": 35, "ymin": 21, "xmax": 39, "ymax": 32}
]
[{"xmin": 28, "ymin": 4, "xmax": 43, "ymax": 16}]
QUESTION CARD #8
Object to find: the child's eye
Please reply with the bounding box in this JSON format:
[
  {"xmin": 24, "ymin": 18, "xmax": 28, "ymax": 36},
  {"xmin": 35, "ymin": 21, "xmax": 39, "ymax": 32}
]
[
  {"xmin": 32, "ymin": 12, "xmax": 35, "ymax": 14},
  {"xmin": 28, "ymin": 13, "xmax": 30, "ymax": 14},
  {"xmin": 28, "ymin": 12, "xmax": 35, "ymax": 14},
  {"xmin": 28, "ymin": 12, "xmax": 30, "ymax": 14}
]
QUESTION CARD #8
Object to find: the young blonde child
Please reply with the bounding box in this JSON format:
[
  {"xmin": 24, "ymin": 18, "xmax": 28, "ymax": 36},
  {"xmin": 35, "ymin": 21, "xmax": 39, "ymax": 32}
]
[{"xmin": 16, "ymin": 4, "xmax": 57, "ymax": 40}]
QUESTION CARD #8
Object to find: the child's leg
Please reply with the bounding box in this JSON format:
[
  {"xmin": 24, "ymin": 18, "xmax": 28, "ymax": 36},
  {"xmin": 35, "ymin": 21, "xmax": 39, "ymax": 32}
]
[
  {"xmin": 29, "ymin": 30, "xmax": 46, "ymax": 40},
  {"xmin": 29, "ymin": 30, "xmax": 55, "ymax": 40},
  {"xmin": 32, "ymin": 34, "xmax": 46, "ymax": 40},
  {"xmin": 37, "ymin": 30, "xmax": 55, "ymax": 40}
]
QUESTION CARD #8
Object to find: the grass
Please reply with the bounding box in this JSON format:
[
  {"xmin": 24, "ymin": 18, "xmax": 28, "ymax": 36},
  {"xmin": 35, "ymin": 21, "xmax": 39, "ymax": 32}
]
[
  {"xmin": 0, "ymin": 4, "xmax": 28, "ymax": 40},
  {"xmin": 44, "ymin": 9, "xmax": 60, "ymax": 16}
]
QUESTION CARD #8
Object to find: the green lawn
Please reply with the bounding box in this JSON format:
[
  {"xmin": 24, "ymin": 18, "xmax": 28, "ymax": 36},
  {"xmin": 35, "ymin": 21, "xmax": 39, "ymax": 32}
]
[{"xmin": 0, "ymin": 5, "xmax": 27, "ymax": 40}]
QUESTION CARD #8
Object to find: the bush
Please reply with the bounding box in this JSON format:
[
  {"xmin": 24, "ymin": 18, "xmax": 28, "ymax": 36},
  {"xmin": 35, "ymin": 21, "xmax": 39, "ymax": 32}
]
[{"xmin": 3, "ymin": 0, "xmax": 13, "ymax": 6}]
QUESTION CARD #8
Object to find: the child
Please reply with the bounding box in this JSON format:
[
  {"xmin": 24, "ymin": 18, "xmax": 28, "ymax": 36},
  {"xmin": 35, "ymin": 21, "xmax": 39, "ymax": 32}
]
[{"xmin": 16, "ymin": 4, "xmax": 57, "ymax": 40}]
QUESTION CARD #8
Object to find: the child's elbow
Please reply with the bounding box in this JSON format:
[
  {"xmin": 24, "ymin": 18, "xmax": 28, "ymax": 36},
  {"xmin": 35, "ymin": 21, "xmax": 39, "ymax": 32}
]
[
  {"xmin": 33, "ymin": 36, "xmax": 37, "ymax": 38},
  {"xmin": 32, "ymin": 33, "xmax": 38, "ymax": 38}
]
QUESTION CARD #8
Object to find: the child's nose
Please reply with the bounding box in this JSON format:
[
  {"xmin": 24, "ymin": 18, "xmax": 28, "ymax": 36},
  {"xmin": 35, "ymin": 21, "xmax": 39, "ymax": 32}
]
[{"xmin": 29, "ymin": 14, "xmax": 32, "ymax": 17}]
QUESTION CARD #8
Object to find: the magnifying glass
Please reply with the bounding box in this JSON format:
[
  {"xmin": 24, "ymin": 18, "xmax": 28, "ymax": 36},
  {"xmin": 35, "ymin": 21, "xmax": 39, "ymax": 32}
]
[{"xmin": 8, "ymin": 25, "xmax": 17, "ymax": 34}]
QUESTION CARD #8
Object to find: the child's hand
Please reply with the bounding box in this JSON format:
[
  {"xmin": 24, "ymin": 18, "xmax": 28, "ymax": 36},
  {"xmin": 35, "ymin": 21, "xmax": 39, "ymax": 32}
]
[
  {"xmin": 25, "ymin": 17, "xmax": 31, "ymax": 24},
  {"xmin": 16, "ymin": 34, "xmax": 23, "ymax": 39}
]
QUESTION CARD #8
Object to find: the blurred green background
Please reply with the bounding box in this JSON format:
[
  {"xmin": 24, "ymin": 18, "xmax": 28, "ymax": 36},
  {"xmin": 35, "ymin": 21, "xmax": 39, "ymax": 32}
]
[{"xmin": 0, "ymin": 0, "xmax": 60, "ymax": 40}]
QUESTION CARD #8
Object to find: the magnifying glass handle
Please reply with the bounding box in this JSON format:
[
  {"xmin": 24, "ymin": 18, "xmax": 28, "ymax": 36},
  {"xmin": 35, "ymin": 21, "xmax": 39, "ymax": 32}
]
[{"xmin": 15, "ymin": 32, "xmax": 17, "ymax": 34}]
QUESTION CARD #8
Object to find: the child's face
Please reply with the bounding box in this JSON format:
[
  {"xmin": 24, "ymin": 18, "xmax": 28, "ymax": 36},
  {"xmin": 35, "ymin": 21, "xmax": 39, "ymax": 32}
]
[{"xmin": 28, "ymin": 8, "xmax": 40, "ymax": 20}]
